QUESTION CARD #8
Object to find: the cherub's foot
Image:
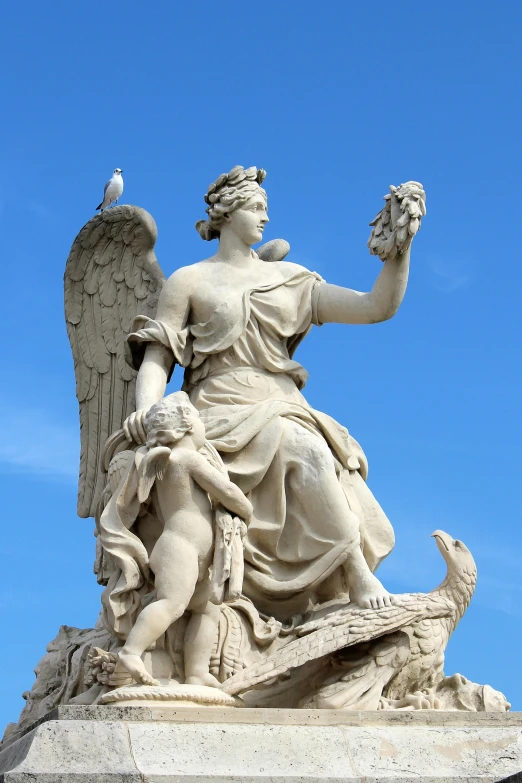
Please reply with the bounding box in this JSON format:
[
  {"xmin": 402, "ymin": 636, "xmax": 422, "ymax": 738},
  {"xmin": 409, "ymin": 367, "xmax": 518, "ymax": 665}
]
[
  {"xmin": 118, "ymin": 650, "xmax": 159, "ymax": 686},
  {"xmin": 350, "ymin": 571, "xmax": 393, "ymax": 610},
  {"xmin": 185, "ymin": 672, "xmax": 221, "ymax": 688}
]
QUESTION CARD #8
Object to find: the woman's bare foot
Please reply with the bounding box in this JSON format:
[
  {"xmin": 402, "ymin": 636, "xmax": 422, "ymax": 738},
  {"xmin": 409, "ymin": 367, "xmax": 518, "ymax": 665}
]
[
  {"xmin": 185, "ymin": 672, "xmax": 221, "ymax": 688},
  {"xmin": 344, "ymin": 546, "xmax": 394, "ymax": 609},
  {"xmin": 118, "ymin": 650, "xmax": 160, "ymax": 686},
  {"xmin": 350, "ymin": 570, "xmax": 393, "ymax": 609}
]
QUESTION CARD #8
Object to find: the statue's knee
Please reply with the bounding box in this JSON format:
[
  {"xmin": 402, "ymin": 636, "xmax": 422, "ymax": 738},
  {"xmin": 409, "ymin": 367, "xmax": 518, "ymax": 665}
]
[
  {"xmin": 162, "ymin": 599, "xmax": 187, "ymax": 620},
  {"xmin": 296, "ymin": 437, "xmax": 336, "ymax": 476},
  {"xmin": 342, "ymin": 525, "xmax": 361, "ymax": 550}
]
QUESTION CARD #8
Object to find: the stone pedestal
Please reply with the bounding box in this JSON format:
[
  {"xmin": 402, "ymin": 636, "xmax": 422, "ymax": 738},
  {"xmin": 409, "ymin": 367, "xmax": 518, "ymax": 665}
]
[{"xmin": 0, "ymin": 706, "xmax": 521, "ymax": 782}]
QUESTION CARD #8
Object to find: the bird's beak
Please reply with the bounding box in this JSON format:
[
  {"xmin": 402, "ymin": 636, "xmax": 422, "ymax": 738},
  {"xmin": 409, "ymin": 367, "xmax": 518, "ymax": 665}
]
[{"xmin": 431, "ymin": 530, "xmax": 451, "ymax": 554}]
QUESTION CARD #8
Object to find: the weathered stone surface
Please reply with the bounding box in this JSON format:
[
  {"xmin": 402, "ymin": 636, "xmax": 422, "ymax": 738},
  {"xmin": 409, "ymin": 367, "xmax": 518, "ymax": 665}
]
[
  {"xmin": 0, "ymin": 720, "xmax": 141, "ymax": 782},
  {"xmin": 8, "ymin": 704, "xmax": 522, "ymax": 729},
  {"xmin": 40, "ymin": 174, "xmax": 503, "ymax": 718},
  {"xmin": 0, "ymin": 708, "xmax": 521, "ymax": 782},
  {"xmin": 2, "ymin": 166, "xmax": 512, "ymax": 779}
]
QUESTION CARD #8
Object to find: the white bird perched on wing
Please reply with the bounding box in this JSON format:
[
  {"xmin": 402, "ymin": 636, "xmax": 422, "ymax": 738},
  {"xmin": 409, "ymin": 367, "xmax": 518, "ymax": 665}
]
[{"xmin": 96, "ymin": 169, "xmax": 124, "ymax": 211}]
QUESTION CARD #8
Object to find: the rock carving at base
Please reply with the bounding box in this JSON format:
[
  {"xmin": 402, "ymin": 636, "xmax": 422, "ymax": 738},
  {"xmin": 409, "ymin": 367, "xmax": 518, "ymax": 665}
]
[{"xmin": 2, "ymin": 165, "xmax": 509, "ymax": 747}]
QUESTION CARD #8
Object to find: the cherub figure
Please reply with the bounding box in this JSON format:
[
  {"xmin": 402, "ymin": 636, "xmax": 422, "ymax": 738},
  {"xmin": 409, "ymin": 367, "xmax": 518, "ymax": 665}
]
[{"xmin": 117, "ymin": 392, "xmax": 253, "ymax": 688}]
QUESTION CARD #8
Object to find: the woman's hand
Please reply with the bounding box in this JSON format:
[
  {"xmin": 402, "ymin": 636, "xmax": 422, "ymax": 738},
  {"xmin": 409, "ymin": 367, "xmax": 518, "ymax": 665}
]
[{"xmin": 123, "ymin": 409, "xmax": 148, "ymax": 445}]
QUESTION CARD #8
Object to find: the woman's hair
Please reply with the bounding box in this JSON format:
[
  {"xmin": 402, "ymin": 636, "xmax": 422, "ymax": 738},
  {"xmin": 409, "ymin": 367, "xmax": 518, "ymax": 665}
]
[
  {"xmin": 195, "ymin": 165, "xmax": 267, "ymax": 241},
  {"xmin": 137, "ymin": 392, "xmax": 199, "ymax": 502}
]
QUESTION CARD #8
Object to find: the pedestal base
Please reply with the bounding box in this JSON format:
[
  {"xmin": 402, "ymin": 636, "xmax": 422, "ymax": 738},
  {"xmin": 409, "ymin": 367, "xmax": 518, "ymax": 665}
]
[
  {"xmin": 1, "ymin": 706, "xmax": 521, "ymax": 782},
  {"xmin": 99, "ymin": 681, "xmax": 240, "ymax": 707}
]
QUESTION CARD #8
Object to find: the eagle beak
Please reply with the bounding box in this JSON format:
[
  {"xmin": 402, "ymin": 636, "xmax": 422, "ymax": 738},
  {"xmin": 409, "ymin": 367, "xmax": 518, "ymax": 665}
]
[{"xmin": 432, "ymin": 530, "xmax": 452, "ymax": 554}]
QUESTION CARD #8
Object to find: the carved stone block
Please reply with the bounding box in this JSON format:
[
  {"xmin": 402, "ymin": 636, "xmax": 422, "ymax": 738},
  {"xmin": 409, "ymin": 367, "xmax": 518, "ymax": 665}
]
[{"xmin": 1, "ymin": 707, "xmax": 521, "ymax": 782}]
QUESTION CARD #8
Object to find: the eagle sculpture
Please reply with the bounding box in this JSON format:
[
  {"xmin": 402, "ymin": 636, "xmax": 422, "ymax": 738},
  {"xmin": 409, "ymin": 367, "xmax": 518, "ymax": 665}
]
[{"xmin": 221, "ymin": 531, "xmax": 477, "ymax": 710}]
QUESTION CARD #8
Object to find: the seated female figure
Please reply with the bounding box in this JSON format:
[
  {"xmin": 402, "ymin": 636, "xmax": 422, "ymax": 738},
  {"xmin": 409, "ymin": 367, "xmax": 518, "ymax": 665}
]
[{"xmin": 125, "ymin": 166, "xmax": 411, "ymax": 620}]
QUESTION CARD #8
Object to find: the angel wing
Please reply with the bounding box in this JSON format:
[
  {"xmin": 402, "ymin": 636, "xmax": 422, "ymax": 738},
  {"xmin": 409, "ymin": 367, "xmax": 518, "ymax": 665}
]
[
  {"xmin": 64, "ymin": 206, "xmax": 165, "ymax": 518},
  {"xmin": 368, "ymin": 181, "xmax": 426, "ymax": 262},
  {"xmin": 220, "ymin": 592, "xmax": 452, "ymax": 696}
]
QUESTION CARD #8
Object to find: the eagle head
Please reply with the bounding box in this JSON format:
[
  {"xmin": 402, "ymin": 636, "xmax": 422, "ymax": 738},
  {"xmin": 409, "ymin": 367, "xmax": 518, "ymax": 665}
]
[{"xmin": 432, "ymin": 530, "xmax": 477, "ymax": 606}]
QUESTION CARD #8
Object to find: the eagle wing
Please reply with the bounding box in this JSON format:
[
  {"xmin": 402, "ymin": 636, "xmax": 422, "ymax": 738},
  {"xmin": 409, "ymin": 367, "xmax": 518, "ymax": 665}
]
[{"xmin": 221, "ymin": 593, "xmax": 452, "ymax": 696}]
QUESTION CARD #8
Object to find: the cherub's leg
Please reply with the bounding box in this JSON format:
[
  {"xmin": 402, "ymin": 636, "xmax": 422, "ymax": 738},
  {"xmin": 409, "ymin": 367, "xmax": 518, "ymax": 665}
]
[
  {"xmin": 118, "ymin": 535, "xmax": 199, "ymax": 686},
  {"xmin": 183, "ymin": 596, "xmax": 221, "ymax": 688}
]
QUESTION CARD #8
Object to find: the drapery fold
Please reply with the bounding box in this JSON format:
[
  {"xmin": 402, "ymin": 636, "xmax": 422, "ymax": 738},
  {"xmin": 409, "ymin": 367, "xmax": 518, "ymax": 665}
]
[{"xmin": 126, "ymin": 267, "xmax": 394, "ymax": 617}]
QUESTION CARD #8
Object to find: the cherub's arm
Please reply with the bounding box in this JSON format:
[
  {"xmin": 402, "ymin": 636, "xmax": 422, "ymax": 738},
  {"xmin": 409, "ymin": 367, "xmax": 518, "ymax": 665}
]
[{"xmin": 189, "ymin": 453, "xmax": 253, "ymax": 520}]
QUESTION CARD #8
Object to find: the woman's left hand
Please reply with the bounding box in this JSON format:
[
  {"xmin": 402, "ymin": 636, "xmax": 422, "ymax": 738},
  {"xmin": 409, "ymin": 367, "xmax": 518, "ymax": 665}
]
[{"xmin": 123, "ymin": 409, "xmax": 148, "ymax": 445}]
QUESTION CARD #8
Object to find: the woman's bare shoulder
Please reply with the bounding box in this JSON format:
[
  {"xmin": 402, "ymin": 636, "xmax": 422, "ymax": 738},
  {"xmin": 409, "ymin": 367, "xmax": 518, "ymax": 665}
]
[
  {"xmin": 160, "ymin": 259, "xmax": 216, "ymax": 305},
  {"xmin": 276, "ymin": 260, "xmax": 317, "ymax": 278},
  {"xmin": 165, "ymin": 258, "xmax": 215, "ymax": 286}
]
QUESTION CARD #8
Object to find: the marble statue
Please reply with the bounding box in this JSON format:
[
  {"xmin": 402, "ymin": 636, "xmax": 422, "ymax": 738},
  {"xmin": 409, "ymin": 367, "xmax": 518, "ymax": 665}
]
[{"xmin": 3, "ymin": 164, "xmax": 509, "ymax": 741}]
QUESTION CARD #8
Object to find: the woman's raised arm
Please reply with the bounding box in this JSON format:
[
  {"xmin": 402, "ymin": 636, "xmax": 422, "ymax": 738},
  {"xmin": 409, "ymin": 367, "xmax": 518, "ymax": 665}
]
[{"xmin": 315, "ymin": 247, "xmax": 411, "ymax": 326}]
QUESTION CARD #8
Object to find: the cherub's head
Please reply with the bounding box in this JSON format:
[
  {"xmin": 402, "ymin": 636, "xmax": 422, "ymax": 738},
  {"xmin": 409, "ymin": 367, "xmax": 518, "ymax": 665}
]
[
  {"xmin": 195, "ymin": 165, "xmax": 269, "ymax": 246},
  {"xmin": 144, "ymin": 392, "xmax": 205, "ymax": 450}
]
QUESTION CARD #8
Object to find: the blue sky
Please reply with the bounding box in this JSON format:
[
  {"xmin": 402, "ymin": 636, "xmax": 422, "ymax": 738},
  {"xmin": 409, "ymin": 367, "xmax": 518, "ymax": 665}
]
[{"xmin": 1, "ymin": 1, "xmax": 521, "ymax": 727}]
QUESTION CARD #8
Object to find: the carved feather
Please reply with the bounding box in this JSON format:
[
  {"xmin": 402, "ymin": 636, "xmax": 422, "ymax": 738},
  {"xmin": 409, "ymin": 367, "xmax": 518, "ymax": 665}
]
[
  {"xmin": 221, "ymin": 593, "xmax": 452, "ymax": 696},
  {"xmin": 65, "ymin": 206, "xmax": 165, "ymax": 518},
  {"xmin": 230, "ymin": 532, "xmax": 478, "ymax": 708}
]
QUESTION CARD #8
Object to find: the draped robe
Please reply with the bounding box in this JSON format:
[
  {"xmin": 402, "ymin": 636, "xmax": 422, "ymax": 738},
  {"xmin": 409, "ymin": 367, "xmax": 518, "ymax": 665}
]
[{"xmin": 127, "ymin": 268, "xmax": 394, "ymax": 618}]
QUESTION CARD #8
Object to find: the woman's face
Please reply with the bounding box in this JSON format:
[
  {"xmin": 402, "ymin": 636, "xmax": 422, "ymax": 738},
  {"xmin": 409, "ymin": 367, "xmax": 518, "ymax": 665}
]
[{"xmin": 225, "ymin": 194, "xmax": 269, "ymax": 245}]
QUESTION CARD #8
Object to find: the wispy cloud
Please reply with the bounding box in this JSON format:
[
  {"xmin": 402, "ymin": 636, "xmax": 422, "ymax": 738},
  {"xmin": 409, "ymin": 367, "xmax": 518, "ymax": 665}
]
[
  {"xmin": 0, "ymin": 405, "xmax": 79, "ymax": 481},
  {"xmin": 426, "ymin": 254, "xmax": 473, "ymax": 293},
  {"xmin": 469, "ymin": 542, "xmax": 522, "ymax": 618},
  {"xmin": 472, "ymin": 542, "xmax": 522, "ymax": 573},
  {"xmin": 0, "ymin": 169, "xmax": 60, "ymax": 227},
  {"xmin": 474, "ymin": 576, "xmax": 522, "ymax": 619},
  {"xmin": 25, "ymin": 198, "xmax": 60, "ymax": 224}
]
